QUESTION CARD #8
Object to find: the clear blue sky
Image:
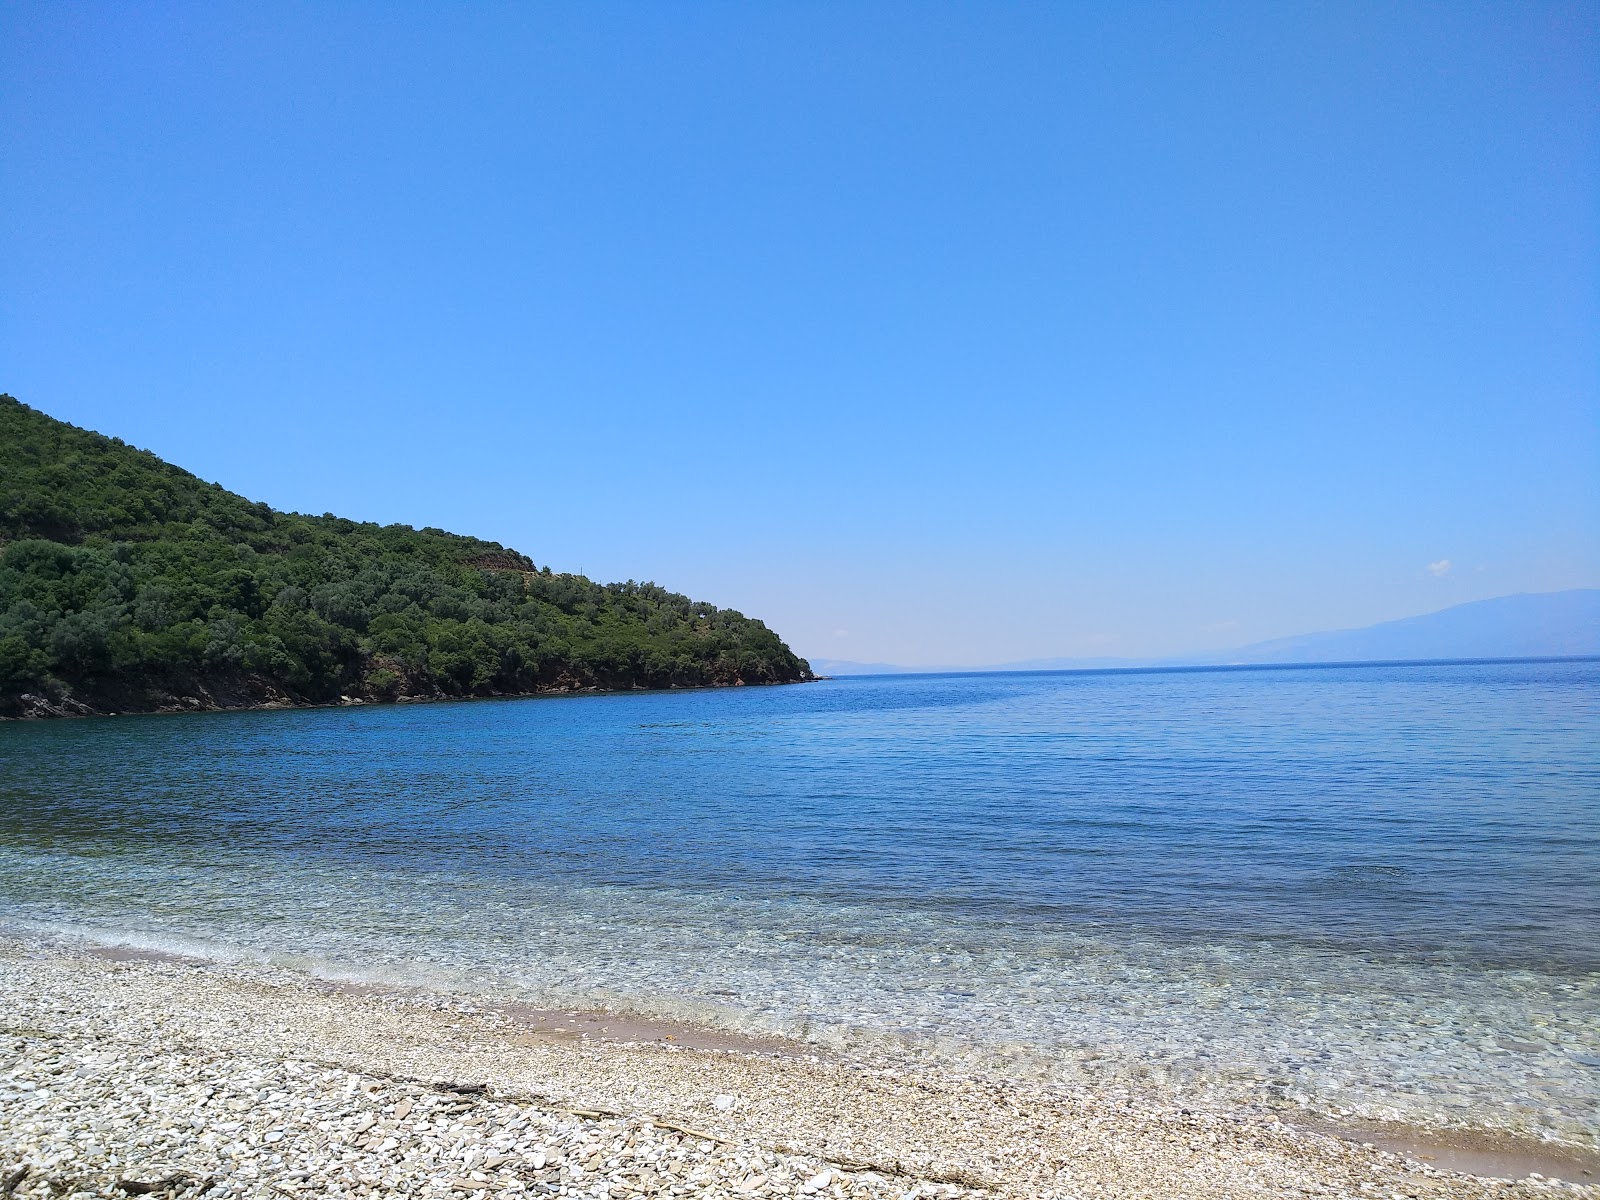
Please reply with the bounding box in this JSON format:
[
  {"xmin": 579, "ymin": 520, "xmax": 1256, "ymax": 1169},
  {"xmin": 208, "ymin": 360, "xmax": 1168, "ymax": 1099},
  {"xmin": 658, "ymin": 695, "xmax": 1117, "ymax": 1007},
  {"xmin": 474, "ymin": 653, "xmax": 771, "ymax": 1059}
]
[{"xmin": 3, "ymin": 2, "xmax": 1595, "ymax": 665}]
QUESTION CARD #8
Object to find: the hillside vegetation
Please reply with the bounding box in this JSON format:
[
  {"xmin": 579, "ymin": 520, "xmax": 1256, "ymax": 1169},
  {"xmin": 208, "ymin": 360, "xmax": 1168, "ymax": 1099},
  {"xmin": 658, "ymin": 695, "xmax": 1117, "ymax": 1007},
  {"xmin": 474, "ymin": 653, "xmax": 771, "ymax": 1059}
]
[{"xmin": 0, "ymin": 396, "xmax": 811, "ymax": 717}]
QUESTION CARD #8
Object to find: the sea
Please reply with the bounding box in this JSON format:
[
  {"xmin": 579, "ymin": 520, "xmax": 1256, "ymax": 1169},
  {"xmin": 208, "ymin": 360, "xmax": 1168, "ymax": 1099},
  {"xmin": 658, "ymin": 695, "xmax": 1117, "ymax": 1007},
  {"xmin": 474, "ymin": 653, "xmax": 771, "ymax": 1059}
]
[{"xmin": 2, "ymin": 659, "xmax": 1597, "ymax": 1147}]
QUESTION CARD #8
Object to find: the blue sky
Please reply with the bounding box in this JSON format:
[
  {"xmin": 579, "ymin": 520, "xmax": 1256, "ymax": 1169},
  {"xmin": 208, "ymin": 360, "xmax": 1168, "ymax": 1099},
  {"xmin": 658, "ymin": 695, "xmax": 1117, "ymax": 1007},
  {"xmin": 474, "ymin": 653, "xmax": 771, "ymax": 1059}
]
[{"xmin": 2, "ymin": 2, "xmax": 1595, "ymax": 665}]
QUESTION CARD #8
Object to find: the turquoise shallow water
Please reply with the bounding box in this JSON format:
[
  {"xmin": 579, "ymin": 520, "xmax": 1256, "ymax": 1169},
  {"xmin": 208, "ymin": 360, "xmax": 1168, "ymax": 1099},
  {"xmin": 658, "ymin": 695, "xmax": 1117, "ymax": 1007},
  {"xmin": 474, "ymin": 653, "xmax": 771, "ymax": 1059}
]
[{"xmin": 1, "ymin": 660, "xmax": 1597, "ymax": 1143}]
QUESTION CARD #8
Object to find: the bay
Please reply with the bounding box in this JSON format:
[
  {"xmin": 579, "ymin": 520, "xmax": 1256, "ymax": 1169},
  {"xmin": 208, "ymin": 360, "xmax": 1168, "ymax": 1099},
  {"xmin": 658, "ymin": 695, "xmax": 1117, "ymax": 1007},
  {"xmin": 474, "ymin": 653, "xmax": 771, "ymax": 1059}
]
[{"xmin": 2, "ymin": 659, "xmax": 1597, "ymax": 1145}]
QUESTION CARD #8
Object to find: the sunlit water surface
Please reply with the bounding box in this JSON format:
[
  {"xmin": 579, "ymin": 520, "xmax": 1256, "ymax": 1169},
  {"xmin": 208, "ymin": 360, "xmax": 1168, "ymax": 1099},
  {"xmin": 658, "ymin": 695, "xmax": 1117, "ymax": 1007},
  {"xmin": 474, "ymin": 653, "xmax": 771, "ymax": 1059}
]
[{"xmin": 2, "ymin": 661, "xmax": 1597, "ymax": 1145}]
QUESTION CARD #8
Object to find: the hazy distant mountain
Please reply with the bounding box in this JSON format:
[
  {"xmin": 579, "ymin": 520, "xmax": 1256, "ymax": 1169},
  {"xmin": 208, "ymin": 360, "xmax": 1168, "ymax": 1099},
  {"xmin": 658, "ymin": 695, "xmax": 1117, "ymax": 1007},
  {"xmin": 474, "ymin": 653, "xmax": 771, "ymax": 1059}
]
[
  {"xmin": 1195, "ymin": 589, "xmax": 1600, "ymax": 666},
  {"xmin": 989, "ymin": 655, "xmax": 1153, "ymax": 672},
  {"xmin": 796, "ymin": 657, "xmax": 1139, "ymax": 677},
  {"xmin": 809, "ymin": 655, "xmax": 1155, "ymax": 676},
  {"xmin": 807, "ymin": 590, "xmax": 1600, "ymax": 677},
  {"xmin": 805, "ymin": 659, "xmax": 948, "ymax": 676}
]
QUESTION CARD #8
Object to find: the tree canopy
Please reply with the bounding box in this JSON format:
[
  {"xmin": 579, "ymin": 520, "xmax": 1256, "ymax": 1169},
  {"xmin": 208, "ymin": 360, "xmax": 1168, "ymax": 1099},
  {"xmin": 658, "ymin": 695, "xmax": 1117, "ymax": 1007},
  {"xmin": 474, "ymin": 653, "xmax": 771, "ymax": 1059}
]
[{"xmin": 0, "ymin": 395, "xmax": 811, "ymax": 716}]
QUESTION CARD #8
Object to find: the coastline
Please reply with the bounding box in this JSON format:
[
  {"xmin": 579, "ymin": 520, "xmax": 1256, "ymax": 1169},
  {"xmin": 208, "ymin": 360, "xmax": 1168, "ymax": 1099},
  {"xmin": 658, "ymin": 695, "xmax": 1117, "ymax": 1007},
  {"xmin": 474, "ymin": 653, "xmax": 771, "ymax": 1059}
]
[
  {"xmin": 2, "ymin": 938, "xmax": 1593, "ymax": 1198},
  {"xmin": 0, "ymin": 675, "xmax": 819, "ymax": 722}
]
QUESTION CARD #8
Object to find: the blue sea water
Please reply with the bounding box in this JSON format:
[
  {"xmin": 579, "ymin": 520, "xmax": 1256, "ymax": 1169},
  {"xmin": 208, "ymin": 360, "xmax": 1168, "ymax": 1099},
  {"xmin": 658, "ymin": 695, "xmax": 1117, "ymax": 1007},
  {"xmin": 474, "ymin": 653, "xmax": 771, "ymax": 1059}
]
[{"xmin": 1, "ymin": 659, "xmax": 1597, "ymax": 1144}]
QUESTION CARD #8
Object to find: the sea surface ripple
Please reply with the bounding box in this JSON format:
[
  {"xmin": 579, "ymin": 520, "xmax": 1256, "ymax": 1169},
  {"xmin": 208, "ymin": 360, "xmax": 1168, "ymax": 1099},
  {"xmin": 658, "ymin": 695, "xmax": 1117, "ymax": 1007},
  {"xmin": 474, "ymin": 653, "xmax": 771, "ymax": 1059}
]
[{"xmin": 2, "ymin": 660, "xmax": 1597, "ymax": 1145}]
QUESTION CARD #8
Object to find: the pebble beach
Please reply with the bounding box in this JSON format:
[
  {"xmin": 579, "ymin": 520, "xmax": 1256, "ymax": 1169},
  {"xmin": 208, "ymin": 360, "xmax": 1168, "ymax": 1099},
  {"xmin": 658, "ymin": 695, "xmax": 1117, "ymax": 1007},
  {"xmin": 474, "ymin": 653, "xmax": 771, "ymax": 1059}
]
[{"xmin": 2, "ymin": 940, "xmax": 1595, "ymax": 1200}]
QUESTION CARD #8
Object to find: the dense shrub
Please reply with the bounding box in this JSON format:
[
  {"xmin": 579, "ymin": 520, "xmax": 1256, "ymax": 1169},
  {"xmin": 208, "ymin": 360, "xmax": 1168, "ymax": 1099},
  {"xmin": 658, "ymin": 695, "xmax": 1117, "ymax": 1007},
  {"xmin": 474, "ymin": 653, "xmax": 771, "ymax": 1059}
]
[{"xmin": 0, "ymin": 395, "xmax": 810, "ymax": 712}]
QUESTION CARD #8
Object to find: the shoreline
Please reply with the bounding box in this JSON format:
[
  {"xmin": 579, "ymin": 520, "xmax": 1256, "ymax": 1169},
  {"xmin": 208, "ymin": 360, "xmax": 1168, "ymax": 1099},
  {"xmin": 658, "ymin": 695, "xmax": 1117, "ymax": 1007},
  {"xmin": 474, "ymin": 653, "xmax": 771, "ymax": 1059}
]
[
  {"xmin": 13, "ymin": 911, "xmax": 1595, "ymax": 1154},
  {"xmin": 0, "ymin": 676, "xmax": 822, "ymax": 722},
  {"xmin": 2, "ymin": 938, "xmax": 1594, "ymax": 1197}
]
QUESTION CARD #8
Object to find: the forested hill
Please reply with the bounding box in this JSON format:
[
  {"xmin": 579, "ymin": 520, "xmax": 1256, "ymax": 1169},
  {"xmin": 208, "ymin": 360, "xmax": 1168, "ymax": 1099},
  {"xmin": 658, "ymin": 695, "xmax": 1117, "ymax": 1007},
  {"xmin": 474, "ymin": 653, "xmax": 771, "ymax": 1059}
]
[{"xmin": 0, "ymin": 396, "xmax": 812, "ymax": 718}]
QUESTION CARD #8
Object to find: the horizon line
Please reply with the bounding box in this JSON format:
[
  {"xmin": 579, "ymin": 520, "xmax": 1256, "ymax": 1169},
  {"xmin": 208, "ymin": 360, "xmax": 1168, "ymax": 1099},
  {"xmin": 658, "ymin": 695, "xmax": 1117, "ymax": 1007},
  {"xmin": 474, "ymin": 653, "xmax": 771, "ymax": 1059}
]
[{"xmin": 809, "ymin": 654, "xmax": 1600, "ymax": 682}]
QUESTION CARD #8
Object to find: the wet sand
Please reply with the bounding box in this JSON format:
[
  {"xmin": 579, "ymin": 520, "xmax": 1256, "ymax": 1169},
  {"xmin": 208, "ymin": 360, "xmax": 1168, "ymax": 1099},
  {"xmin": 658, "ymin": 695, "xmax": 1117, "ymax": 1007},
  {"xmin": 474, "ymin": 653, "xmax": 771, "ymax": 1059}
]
[{"xmin": 92, "ymin": 943, "xmax": 810, "ymax": 1056}]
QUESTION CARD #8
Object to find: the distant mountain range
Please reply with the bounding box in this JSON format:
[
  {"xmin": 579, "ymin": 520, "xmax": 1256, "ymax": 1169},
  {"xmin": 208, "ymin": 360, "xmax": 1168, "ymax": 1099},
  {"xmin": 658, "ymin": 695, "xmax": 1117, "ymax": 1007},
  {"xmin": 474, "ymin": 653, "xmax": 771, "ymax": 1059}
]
[{"xmin": 809, "ymin": 589, "xmax": 1600, "ymax": 677}]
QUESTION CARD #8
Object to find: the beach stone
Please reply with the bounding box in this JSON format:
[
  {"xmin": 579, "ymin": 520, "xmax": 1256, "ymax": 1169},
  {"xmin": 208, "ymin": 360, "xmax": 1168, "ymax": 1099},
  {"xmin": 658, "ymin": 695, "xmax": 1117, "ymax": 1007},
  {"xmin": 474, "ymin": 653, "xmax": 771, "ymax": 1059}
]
[{"xmin": 0, "ymin": 941, "xmax": 1584, "ymax": 1200}]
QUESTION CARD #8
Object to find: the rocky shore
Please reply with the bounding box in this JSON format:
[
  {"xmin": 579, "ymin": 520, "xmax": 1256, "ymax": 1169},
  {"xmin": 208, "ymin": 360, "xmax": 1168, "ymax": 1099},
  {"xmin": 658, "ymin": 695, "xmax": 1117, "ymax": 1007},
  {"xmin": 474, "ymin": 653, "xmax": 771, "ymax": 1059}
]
[
  {"xmin": 0, "ymin": 671, "xmax": 814, "ymax": 721},
  {"xmin": 0, "ymin": 941, "xmax": 1592, "ymax": 1199}
]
